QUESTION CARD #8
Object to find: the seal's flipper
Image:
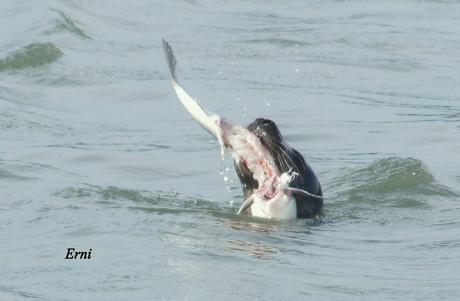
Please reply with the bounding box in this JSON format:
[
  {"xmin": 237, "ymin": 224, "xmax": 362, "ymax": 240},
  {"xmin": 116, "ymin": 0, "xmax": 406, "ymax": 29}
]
[{"xmin": 162, "ymin": 39, "xmax": 222, "ymax": 141}]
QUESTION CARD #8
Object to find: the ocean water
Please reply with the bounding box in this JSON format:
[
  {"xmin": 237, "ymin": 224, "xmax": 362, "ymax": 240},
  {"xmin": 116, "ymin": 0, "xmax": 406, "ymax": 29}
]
[{"xmin": 1, "ymin": 0, "xmax": 460, "ymax": 300}]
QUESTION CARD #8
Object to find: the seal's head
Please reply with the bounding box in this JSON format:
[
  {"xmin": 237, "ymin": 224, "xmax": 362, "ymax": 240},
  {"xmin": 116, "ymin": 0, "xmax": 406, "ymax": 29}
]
[
  {"xmin": 246, "ymin": 118, "xmax": 294, "ymax": 176},
  {"xmin": 247, "ymin": 118, "xmax": 284, "ymax": 151}
]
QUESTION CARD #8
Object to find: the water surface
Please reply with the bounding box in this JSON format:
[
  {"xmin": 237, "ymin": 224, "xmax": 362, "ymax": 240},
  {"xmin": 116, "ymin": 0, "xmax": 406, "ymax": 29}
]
[{"xmin": 1, "ymin": 0, "xmax": 460, "ymax": 300}]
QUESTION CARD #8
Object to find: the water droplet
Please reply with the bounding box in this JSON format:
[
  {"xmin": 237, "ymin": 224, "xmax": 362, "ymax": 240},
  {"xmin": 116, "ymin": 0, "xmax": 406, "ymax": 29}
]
[
  {"xmin": 295, "ymin": 68, "xmax": 300, "ymax": 72},
  {"xmin": 266, "ymin": 102, "xmax": 271, "ymax": 106}
]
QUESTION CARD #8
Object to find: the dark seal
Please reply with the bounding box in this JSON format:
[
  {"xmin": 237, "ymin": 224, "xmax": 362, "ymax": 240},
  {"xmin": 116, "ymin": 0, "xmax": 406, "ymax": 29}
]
[{"xmin": 234, "ymin": 118, "xmax": 323, "ymax": 218}]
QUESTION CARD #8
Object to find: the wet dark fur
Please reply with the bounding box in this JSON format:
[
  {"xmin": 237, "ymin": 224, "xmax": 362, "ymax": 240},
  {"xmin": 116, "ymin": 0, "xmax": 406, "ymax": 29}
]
[{"xmin": 234, "ymin": 118, "xmax": 323, "ymax": 218}]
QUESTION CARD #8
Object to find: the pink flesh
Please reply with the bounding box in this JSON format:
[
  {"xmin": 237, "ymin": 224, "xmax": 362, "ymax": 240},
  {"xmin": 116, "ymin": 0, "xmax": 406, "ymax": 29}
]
[{"xmin": 217, "ymin": 119, "xmax": 283, "ymax": 200}]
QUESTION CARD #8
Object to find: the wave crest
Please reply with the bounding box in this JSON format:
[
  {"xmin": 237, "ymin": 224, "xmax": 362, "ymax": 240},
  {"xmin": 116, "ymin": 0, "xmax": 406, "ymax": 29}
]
[
  {"xmin": 0, "ymin": 42, "xmax": 63, "ymax": 71},
  {"xmin": 329, "ymin": 157, "xmax": 458, "ymax": 209}
]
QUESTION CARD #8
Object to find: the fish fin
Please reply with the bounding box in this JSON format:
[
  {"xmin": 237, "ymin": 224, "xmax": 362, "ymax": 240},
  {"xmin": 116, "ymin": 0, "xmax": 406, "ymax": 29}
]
[{"xmin": 162, "ymin": 39, "xmax": 221, "ymax": 138}]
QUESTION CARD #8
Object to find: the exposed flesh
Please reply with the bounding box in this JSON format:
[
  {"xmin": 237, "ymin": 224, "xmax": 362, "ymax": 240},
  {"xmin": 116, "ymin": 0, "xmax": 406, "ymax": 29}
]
[{"xmin": 218, "ymin": 119, "xmax": 293, "ymax": 207}]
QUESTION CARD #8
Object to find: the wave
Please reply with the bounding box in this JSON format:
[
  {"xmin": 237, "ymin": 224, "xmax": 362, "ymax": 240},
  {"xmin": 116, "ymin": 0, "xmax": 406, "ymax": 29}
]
[
  {"xmin": 327, "ymin": 157, "xmax": 458, "ymax": 211},
  {"xmin": 0, "ymin": 166, "xmax": 36, "ymax": 181},
  {"xmin": 53, "ymin": 158, "xmax": 458, "ymax": 225},
  {"xmin": 241, "ymin": 38, "xmax": 311, "ymax": 47},
  {"xmin": 0, "ymin": 42, "xmax": 63, "ymax": 71},
  {"xmin": 46, "ymin": 10, "xmax": 91, "ymax": 39},
  {"xmin": 54, "ymin": 185, "xmax": 233, "ymax": 216}
]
